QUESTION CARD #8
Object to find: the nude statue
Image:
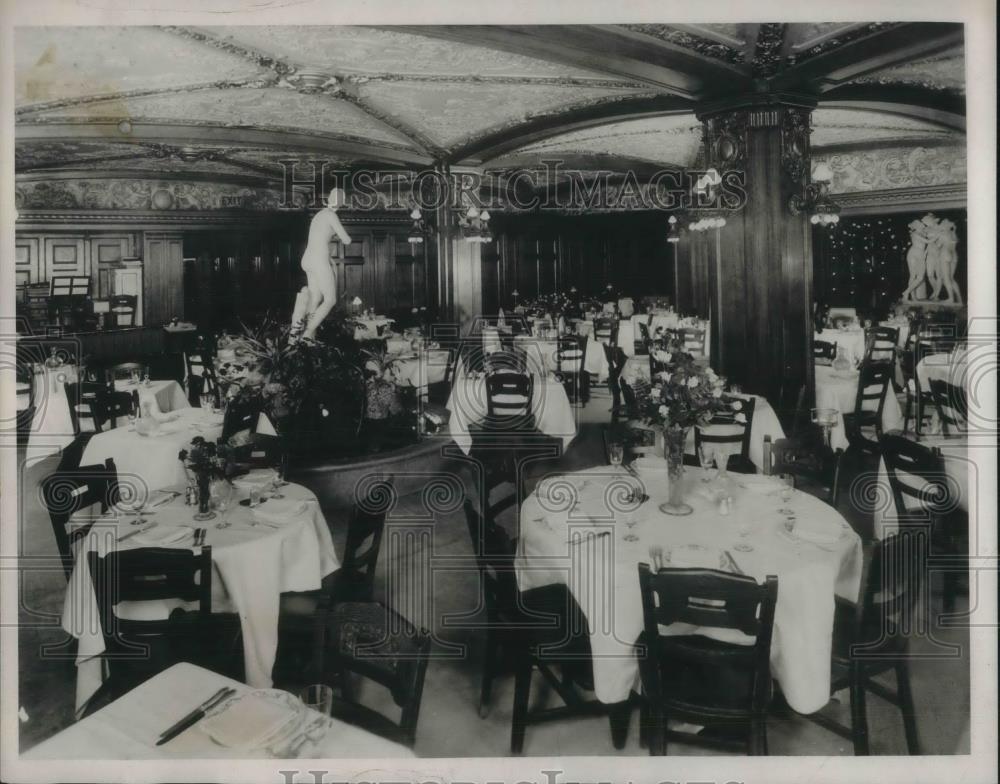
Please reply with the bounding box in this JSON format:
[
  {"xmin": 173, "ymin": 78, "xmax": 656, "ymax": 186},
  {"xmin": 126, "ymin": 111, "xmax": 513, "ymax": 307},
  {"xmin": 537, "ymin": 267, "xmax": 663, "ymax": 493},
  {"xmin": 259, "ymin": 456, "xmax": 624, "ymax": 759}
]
[
  {"xmin": 299, "ymin": 188, "xmax": 352, "ymax": 340},
  {"xmin": 902, "ymin": 219, "xmax": 930, "ymax": 302},
  {"xmin": 921, "ymin": 213, "xmax": 944, "ymax": 301},
  {"xmin": 935, "ymin": 218, "xmax": 962, "ymax": 304}
]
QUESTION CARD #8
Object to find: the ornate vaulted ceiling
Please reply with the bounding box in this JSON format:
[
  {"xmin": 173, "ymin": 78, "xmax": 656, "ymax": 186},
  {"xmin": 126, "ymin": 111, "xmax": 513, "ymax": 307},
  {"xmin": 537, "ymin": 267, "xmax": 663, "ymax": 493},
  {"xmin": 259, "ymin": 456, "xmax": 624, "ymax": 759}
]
[{"xmin": 15, "ymin": 23, "xmax": 966, "ymax": 190}]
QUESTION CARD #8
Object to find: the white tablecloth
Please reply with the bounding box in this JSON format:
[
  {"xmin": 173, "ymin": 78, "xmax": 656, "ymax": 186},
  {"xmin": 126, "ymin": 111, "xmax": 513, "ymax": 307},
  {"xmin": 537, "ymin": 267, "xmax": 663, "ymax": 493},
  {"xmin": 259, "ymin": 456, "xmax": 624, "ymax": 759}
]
[
  {"xmin": 26, "ymin": 370, "xmax": 189, "ymax": 465},
  {"xmin": 63, "ymin": 476, "xmax": 339, "ymax": 715},
  {"xmin": 25, "ymin": 662, "xmax": 413, "ymax": 759},
  {"xmin": 814, "ymin": 366, "xmax": 904, "ymax": 450},
  {"xmin": 388, "ymin": 349, "xmax": 452, "ymax": 388},
  {"xmin": 353, "ymin": 317, "xmax": 394, "ymax": 340},
  {"xmin": 873, "ymin": 434, "xmax": 972, "ymax": 539},
  {"xmin": 815, "ymin": 328, "xmax": 867, "ymax": 365},
  {"xmin": 446, "ymin": 366, "xmax": 577, "ymax": 454},
  {"xmin": 516, "ymin": 466, "xmax": 863, "ymax": 713},
  {"xmin": 81, "ymin": 407, "xmax": 224, "ymax": 491},
  {"xmin": 575, "ymin": 318, "xmax": 636, "ymax": 358},
  {"xmin": 513, "ymin": 335, "xmax": 609, "ymax": 380}
]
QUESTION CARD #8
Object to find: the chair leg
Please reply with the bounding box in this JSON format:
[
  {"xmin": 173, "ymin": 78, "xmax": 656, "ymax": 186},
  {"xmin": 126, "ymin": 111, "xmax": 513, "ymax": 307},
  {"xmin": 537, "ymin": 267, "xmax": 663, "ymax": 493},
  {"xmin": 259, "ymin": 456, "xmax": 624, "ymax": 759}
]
[
  {"xmin": 479, "ymin": 625, "xmax": 497, "ymax": 718},
  {"xmin": 638, "ymin": 698, "xmax": 649, "ymax": 749},
  {"xmin": 895, "ymin": 660, "xmax": 921, "ymax": 755},
  {"xmin": 849, "ymin": 665, "xmax": 871, "ymax": 755},
  {"xmin": 748, "ymin": 718, "xmax": 768, "ymax": 755},
  {"xmin": 902, "ymin": 393, "xmax": 912, "ymax": 434},
  {"xmin": 510, "ymin": 655, "xmax": 533, "ymax": 755},
  {"xmin": 608, "ymin": 697, "xmax": 632, "ymax": 750}
]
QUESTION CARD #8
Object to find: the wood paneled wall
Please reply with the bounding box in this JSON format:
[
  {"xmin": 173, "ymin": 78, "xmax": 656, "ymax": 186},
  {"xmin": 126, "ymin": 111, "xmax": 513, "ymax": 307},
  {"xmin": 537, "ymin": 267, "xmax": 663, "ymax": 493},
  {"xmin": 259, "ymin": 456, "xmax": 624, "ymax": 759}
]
[{"xmin": 481, "ymin": 212, "xmax": 674, "ymax": 312}]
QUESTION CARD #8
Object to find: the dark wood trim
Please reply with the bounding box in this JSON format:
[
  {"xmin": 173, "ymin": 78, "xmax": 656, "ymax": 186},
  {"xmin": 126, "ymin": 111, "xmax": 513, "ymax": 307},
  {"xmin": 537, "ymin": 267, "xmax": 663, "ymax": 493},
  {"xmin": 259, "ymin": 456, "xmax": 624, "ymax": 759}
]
[
  {"xmin": 818, "ymin": 93, "xmax": 965, "ymax": 128},
  {"xmin": 771, "ymin": 23, "xmax": 964, "ymax": 90},
  {"xmin": 835, "ymin": 184, "xmax": 966, "ymax": 215},
  {"xmin": 454, "ymin": 99, "xmax": 695, "ymax": 164}
]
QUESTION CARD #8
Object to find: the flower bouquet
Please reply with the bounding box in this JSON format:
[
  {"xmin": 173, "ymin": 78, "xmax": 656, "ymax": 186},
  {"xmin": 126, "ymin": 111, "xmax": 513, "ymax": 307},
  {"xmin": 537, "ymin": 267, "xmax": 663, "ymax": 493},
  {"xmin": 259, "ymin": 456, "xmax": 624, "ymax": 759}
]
[
  {"xmin": 640, "ymin": 341, "xmax": 727, "ymax": 515},
  {"xmin": 179, "ymin": 436, "xmax": 238, "ymax": 520}
]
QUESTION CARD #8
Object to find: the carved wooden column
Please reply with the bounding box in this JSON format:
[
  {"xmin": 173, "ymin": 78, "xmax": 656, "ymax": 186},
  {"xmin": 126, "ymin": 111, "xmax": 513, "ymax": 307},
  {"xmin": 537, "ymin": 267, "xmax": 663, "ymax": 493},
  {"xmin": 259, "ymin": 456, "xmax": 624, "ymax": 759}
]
[
  {"xmin": 698, "ymin": 95, "xmax": 816, "ymax": 416},
  {"xmin": 432, "ymin": 164, "xmax": 484, "ymax": 335}
]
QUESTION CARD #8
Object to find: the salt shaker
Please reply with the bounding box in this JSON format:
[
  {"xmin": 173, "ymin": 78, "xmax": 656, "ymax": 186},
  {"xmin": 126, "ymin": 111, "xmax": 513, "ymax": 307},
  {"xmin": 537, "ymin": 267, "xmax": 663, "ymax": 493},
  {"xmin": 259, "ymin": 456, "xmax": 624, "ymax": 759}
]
[{"xmin": 718, "ymin": 495, "xmax": 732, "ymax": 516}]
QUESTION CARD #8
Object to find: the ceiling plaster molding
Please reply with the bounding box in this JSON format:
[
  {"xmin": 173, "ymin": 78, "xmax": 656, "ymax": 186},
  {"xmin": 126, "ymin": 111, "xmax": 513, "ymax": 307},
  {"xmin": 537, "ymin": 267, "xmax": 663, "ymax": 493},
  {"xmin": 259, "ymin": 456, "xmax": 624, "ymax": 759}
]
[
  {"xmin": 163, "ymin": 25, "xmax": 296, "ymax": 77},
  {"xmin": 835, "ymin": 183, "xmax": 966, "ymax": 214},
  {"xmin": 15, "ymin": 78, "xmax": 275, "ymax": 118},
  {"xmin": 354, "ymin": 72, "xmax": 647, "ymax": 90},
  {"xmin": 787, "ymin": 22, "xmax": 903, "ymax": 64},
  {"xmin": 16, "ymin": 121, "xmax": 430, "ymax": 166}
]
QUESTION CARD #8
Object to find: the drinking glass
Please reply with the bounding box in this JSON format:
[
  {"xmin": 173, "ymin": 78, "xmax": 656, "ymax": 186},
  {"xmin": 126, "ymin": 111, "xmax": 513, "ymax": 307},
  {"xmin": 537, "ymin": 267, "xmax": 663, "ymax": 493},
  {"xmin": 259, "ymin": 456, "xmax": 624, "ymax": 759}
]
[
  {"xmin": 698, "ymin": 446, "xmax": 716, "ymax": 480},
  {"xmin": 608, "ymin": 442, "xmax": 624, "ymax": 468},
  {"xmin": 270, "ymin": 466, "xmax": 286, "ymax": 499},
  {"xmin": 249, "ymin": 487, "xmax": 262, "ymax": 508},
  {"xmin": 299, "ymin": 684, "xmax": 335, "ymax": 716},
  {"xmin": 214, "ymin": 494, "xmax": 233, "ymax": 529},
  {"xmin": 127, "ymin": 412, "xmax": 137, "ymax": 431},
  {"xmin": 199, "ymin": 393, "xmax": 214, "ymax": 410}
]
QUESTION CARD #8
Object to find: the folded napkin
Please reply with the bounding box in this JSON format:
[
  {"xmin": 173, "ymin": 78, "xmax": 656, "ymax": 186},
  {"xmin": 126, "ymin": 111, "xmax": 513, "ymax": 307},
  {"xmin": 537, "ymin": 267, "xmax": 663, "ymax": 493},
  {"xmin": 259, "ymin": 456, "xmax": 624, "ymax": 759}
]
[
  {"xmin": 201, "ymin": 692, "xmax": 297, "ymax": 750},
  {"xmin": 251, "ymin": 498, "xmax": 309, "ymax": 526},
  {"xmin": 233, "ymin": 469, "xmax": 278, "ymax": 492},
  {"xmin": 133, "ymin": 526, "xmax": 193, "ymax": 546},
  {"xmin": 786, "ymin": 517, "xmax": 843, "ymax": 545}
]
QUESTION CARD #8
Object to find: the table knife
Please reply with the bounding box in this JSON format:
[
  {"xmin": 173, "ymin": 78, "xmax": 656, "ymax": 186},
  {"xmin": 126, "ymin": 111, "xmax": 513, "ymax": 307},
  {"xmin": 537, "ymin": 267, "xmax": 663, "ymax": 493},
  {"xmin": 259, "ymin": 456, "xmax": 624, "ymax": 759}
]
[
  {"xmin": 116, "ymin": 522, "xmax": 157, "ymax": 543},
  {"xmin": 155, "ymin": 687, "xmax": 236, "ymax": 746}
]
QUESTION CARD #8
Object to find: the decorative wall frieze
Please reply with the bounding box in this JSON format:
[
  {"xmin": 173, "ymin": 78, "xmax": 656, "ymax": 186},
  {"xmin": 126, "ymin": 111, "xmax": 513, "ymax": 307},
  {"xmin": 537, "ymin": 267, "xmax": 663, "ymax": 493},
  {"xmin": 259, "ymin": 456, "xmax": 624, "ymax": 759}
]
[
  {"xmin": 14, "ymin": 178, "xmax": 288, "ymax": 211},
  {"xmin": 811, "ymin": 144, "xmax": 966, "ymax": 193},
  {"xmin": 834, "ymin": 183, "xmax": 966, "ymax": 214}
]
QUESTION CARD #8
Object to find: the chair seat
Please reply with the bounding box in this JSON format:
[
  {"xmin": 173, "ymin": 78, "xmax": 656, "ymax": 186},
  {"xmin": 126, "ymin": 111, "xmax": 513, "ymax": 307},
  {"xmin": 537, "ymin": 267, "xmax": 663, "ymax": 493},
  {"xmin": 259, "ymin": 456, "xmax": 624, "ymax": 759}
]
[{"xmin": 652, "ymin": 634, "xmax": 765, "ymax": 718}]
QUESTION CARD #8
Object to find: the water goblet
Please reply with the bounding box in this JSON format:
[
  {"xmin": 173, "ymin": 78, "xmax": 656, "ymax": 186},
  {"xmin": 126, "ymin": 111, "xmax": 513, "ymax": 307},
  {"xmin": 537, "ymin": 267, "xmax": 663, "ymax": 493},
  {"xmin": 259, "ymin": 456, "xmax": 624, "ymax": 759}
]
[
  {"xmin": 698, "ymin": 446, "xmax": 716, "ymax": 480},
  {"xmin": 127, "ymin": 412, "xmax": 137, "ymax": 431},
  {"xmin": 214, "ymin": 495, "xmax": 232, "ymax": 529},
  {"xmin": 199, "ymin": 393, "xmax": 214, "ymax": 411}
]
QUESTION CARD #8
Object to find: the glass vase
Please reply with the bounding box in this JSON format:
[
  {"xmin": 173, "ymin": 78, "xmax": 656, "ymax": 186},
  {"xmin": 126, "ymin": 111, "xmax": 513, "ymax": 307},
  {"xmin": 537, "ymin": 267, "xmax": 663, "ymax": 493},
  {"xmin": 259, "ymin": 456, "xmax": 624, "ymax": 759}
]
[
  {"xmin": 193, "ymin": 473, "xmax": 216, "ymax": 521},
  {"xmin": 659, "ymin": 425, "xmax": 693, "ymax": 516}
]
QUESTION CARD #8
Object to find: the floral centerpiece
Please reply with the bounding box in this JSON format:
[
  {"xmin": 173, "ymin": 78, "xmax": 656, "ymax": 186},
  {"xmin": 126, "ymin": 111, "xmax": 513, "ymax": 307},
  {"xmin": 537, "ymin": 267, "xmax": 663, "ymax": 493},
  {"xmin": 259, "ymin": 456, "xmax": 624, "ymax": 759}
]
[
  {"xmin": 219, "ymin": 312, "xmax": 368, "ymax": 457},
  {"xmin": 523, "ymin": 292, "xmax": 574, "ymax": 321},
  {"xmin": 640, "ymin": 339, "xmax": 727, "ymax": 514},
  {"xmin": 179, "ymin": 436, "xmax": 238, "ymax": 520}
]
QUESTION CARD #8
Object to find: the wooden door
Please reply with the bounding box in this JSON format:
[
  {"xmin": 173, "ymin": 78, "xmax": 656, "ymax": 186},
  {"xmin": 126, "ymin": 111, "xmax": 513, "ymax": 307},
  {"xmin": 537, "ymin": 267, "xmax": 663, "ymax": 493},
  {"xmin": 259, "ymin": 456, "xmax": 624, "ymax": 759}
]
[
  {"xmin": 90, "ymin": 234, "xmax": 134, "ymax": 298},
  {"xmin": 143, "ymin": 233, "xmax": 184, "ymax": 326},
  {"xmin": 43, "ymin": 235, "xmax": 86, "ymax": 281},
  {"xmin": 15, "ymin": 236, "xmax": 40, "ymax": 286}
]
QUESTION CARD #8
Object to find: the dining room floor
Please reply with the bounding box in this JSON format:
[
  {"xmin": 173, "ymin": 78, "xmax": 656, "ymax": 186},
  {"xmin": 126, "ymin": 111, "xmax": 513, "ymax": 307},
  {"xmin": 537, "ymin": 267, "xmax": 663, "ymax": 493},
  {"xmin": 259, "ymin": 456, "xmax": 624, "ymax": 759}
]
[{"xmin": 16, "ymin": 386, "xmax": 971, "ymax": 757}]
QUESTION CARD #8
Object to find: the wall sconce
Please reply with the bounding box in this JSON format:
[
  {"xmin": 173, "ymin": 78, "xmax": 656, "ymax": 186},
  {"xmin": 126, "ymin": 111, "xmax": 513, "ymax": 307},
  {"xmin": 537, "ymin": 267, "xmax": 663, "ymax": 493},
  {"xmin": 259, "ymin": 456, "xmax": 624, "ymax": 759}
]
[
  {"xmin": 688, "ymin": 215, "xmax": 727, "ymax": 232},
  {"xmin": 789, "ymin": 162, "xmax": 841, "ymax": 226},
  {"xmin": 459, "ymin": 205, "xmax": 492, "ymax": 243},
  {"xmin": 666, "ymin": 215, "xmax": 680, "ymax": 244},
  {"xmin": 407, "ymin": 206, "xmax": 431, "ymax": 245}
]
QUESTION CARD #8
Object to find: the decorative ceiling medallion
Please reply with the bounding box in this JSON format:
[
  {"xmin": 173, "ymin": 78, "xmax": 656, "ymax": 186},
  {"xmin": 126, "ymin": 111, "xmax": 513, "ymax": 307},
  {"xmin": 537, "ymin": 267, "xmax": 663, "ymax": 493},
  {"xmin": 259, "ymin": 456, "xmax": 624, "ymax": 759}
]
[
  {"xmin": 617, "ymin": 24, "xmax": 745, "ymax": 65},
  {"xmin": 751, "ymin": 24, "xmax": 787, "ymax": 79},
  {"xmin": 702, "ymin": 110, "xmax": 748, "ymax": 171},
  {"xmin": 781, "ymin": 107, "xmax": 812, "ymax": 182}
]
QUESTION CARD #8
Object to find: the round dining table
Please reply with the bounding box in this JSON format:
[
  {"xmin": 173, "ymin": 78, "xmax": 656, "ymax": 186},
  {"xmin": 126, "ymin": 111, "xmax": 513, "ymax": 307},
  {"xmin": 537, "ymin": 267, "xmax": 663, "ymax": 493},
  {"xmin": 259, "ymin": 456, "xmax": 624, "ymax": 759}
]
[
  {"xmin": 63, "ymin": 470, "xmax": 340, "ymax": 716},
  {"xmin": 516, "ymin": 465, "xmax": 863, "ymax": 714},
  {"xmin": 814, "ymin": 365, "xmax": 904, "ymax": 450}
]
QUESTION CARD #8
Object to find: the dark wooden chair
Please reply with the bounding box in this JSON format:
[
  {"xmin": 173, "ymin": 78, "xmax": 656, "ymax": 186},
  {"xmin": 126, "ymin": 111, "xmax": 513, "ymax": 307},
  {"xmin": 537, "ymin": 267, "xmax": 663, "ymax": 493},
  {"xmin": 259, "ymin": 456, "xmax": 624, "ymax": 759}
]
[
  {"xmin": 865, "ymin": 325, "xmax": 899, "ymax": 364},
  {"xmin": 484, "ymin": 349, "xmax": 526, "ymax": 375},
  {"xmin": 636, "ymin": 563, "xmax": 779, "ymax": 755},
  {"xmin": 276, "ymin": 477, "xmax": 396, "ymax": 682},
  {"xmin": 843, "ymin": 361, "xmax": 893, "ymax": 454},
  {"xmin": 63, "ymin": 382, "xmax": 104, "ymax": 435},
  {"xmin": 483, "ymin": 372, "xmax": 535, "ymax": 432},
  {"xmin": 555, "ymin": 334, "xmax": 590, "ymax": 405},
  {"xmin": 695, "ymin": 396, "xmax": 757, "ymax": 473},
  {"xmin": 902, "ymin": 324, "xmax": 957, "ymax": 435},
  {"xmin": 85, "ymin": 546, "xmax": 243, "ymax": 714},
  {"xmin": 814, "ymin": 339, "xmax": 838, "ymax": 366},
  {"xmin": 595, "ymin": 318, "xmax": 625, "ymax": 413},
  {"xmin": 313, "ymin": 600, "xmax": 431, "ymax": 748},
  {"xmin": 805, "ymin": 531, "xmax": 924, "ymax": 754},
  {"xmin": 928, "ymin": 378, "xmax": 967, "ymax": 436},
  {"xmin": 880, "ymin": 434, "xmax": 967, "ymax": 613},
  {"xmin": 41, "ymin": 458, "xmax": 120, "ymax": 579},
  {"xmin": 678, "ymin": 327, "xmax": 708, "ymax": 359},
  {"xmin": 770, "ymin": 437, "xmax": 844, "ymax": 507},
  {"xmin": 462, "ymin": 499, "xmax": 626, "ymax": 754},
  {"xmin": 221, "ymin": 396, "xmax": 261, "ymax": 442}
]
